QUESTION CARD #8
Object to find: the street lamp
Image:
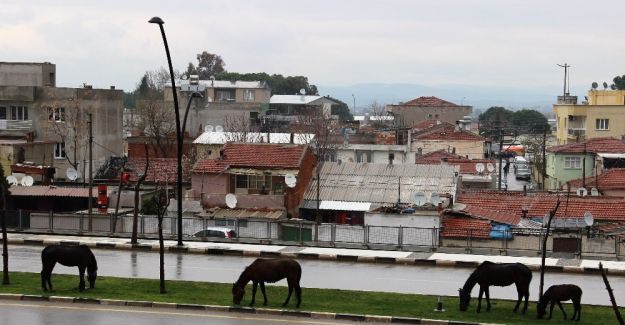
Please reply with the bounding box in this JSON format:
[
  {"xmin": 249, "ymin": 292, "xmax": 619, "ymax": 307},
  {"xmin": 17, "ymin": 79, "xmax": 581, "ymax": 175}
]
[
  {"xmin": 149, "ymin": 16, "xmax": 202, "ymax": 246},
  {"xmin": 351, "ymin": 94, "xmax": 356, "ymax": 115}
]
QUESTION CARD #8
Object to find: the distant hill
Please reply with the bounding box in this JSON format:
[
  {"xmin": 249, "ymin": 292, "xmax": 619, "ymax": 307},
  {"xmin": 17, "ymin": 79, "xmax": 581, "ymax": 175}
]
[{"xmin": 317, "ymin": 83, "xmax": 569, "ymax": 117}]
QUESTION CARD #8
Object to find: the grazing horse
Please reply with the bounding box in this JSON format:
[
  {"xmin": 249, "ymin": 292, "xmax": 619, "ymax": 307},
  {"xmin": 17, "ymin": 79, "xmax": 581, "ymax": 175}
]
[
  {"xmin": 41, "ymin": 245, "xmax": 98, "ymax": 292},
  {"xmin": 537, "ymin": 284, "xmax": 582, "ymax": 321},
  {"xmin": 232, "ymin": 258, "xmax": 302, "ymax": 307},
  {"xmin": 458, "ymin": 261, "xmax": 532, "ymax": 313}
]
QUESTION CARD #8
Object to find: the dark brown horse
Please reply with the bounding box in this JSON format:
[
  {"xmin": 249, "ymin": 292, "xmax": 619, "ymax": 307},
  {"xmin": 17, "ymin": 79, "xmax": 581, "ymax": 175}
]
[
  {"xmin": 41, "ymin": 245, "xmax": 98, "ymax": 292},
  {"xmin": 459, "ymin": 261, "xmax": 532, "ymax": 313},
  {"xmin": 232, "ymin": 258, "xmax": 301, "ymax": 307},
  {"xmin": 537, "ymin": 284, "xmax": 582, "ymax": 321}
]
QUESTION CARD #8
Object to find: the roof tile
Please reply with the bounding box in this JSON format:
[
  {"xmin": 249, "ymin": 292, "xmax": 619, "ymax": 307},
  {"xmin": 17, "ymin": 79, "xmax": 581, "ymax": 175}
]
[
  {"xmin": 193, "ymin": 143, "xmax": 308, "ymax": 173},
  {"xmin": 442, "ymin": 218, "xmax": 491, "ymax": 238},
  {"xmin": 547, "ymin": 137, "xmax": 625, "ymax": 154},
  {"xmin": 402, "ymin": 96, "xmax": 460, "ymax": 107}
]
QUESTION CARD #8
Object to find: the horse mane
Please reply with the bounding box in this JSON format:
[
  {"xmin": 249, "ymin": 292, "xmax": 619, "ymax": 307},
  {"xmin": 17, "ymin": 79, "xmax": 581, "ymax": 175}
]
[{"xmin": 235, "ymin": 265, "xmax": 252, "ymax": 286}]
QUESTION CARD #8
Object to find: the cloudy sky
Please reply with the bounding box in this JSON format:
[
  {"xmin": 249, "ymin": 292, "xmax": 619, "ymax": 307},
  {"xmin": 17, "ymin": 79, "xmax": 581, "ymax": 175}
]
[{"xmin": 2, "ymin": 0, "xmax": 624, "ymax": 106}]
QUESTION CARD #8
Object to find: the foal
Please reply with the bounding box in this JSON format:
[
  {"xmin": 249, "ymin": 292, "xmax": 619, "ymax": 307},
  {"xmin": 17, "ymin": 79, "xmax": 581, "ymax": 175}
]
[{"xmin": 537, "ymin": 284, "xmax": 582, "ymax": 321}]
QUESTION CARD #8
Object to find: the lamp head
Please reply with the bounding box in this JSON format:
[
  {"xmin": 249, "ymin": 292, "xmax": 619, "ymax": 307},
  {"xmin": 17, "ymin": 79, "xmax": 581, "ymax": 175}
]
[{"xmin": 149, "ymin": 17, "xmax": 164, "ymax": 25}]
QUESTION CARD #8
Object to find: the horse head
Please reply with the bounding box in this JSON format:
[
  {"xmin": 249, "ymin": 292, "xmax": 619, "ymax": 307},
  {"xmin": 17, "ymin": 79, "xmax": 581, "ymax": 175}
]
[
  {"xmin": 458, "ymin": 288, "xmax": 471, "ymax": 311},
  {"xmin": 232, "ymin": 282, "xmax": 245, "ymax": 305},
  {"xmin": 536, "ymin": 298, "xmax": 547, "ymax": 319}
]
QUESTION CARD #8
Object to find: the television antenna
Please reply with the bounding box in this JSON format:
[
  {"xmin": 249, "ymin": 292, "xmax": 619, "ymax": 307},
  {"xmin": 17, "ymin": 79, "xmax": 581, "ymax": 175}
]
[
  {"xmin": 66, "ymin": 167, "xmax": 78, "ymax": 181},
  {"xmin": 583, "ymin": 211, "xmax": 594, "ymax": 227},
  {"xmin": 21, "ymin": 175, "xmax": 34, "ymax": 187},
  {"xmin": 6, "ymin": 175, "xmax": 17, "ymax": 186},
  {"xmin": 225, "ymin": 193, "xmax": 237, "ymax": 209},
  {"xmin": 284, "ymin": 173, "xmax": 297, "ymax": 188},
  {"xmin": 414, "ymin": 192, "xmax": 427, "ymax": 206}
]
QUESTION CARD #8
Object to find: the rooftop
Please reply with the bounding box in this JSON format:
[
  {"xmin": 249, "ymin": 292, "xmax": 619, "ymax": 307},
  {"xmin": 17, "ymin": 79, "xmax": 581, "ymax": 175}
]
[
  {"xmin": 125, "ymin": 158, "xmax": 192, "ymax": 183},
  {"xmin": 547, "ymin": 137, "xmax": 625, "ymax": 154},
  {"xmin": 193, "ymin": 143, "xmax": 309, "ymax": 173},
  {"xmin": 568, "ymin": 168, "xmax": 625, "ymax": 190},
  {"xmin": 413, "ymin": 123, "xmax": 486, "ymax": 141},
  {"xmin": 193, "ymin": 131, "xmax": 315, "ymax": 145},
  {"xmin": 441, "ymin": 217, "xmax": 491, "ymax": 239},
  {"xmin": 401, "ymin": 96, "xmax": 460, "ymax": 107},
  {"xmin": 270, "ymin": 95, "xmax": 334, "ymax": 105}
]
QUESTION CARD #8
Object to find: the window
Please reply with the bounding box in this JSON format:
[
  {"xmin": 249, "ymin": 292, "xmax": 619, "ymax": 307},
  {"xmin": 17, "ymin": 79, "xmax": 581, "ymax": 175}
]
[
  {"xmin": 48, "ymin": 107, "xmax": 66, "ymax": 122},
  {"xmin": 54, "ymin": 142, "xmax": 66, "ymax": 159},
  {"xmin": 234, "ymin": 175, "xmax": 271, "ymax": 191},
  {"xmin": 596, "ymin": 118, "xmax": 609, "ymax": 130},
  {"xmin": 10, "ymin": 106, "xmax": 28, "ymax": 120},
  {"xmin": 0, "ymin": 107, "xmax": 6, "ymax": 120},
  {"xmin": 564, "ymin": 156, "xmax": 581, "ymax": 169},
  {"xmin": 243, "ymin": 89, "xmax": 255, "ymax": 101},
  {"xmin": 216, "ymin": 89, "xmax": 235, "ymax": 102}
]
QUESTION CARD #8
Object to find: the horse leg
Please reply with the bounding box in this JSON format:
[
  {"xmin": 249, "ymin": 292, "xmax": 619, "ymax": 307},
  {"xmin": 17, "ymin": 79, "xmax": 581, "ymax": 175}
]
[
  {"xmin": 477, "ymin": 287, "xmax": 484, "ymax": 313},
  {"xmin": 547, "ymin": 301, "xmax": 555, "ymax": 320},
  {"xmin": 485, "ymin": 287, "xmax": 491, "ymax": 312},
  {"xmin": 574, "ymin": 299, "xmax": 581, "ymax": 321},
  {"xmin": 250, "ymin": 281, "xmax": 258, "ymax": 306},
  {"xmin": 78, "ymin": 266, "xmax": 86, "ymax": 292},
  {"xmin": 512, "ymin": 288, "xmax": 522, "ymax": 312},
  {"xmin": 259, "ymin": 282, "xmax": 267, "ymax": 306},
  {"xmin": 556, "ymin": 301, "xmax": 566, "ymax": 320},
  {"xmin": 295, "ymin": 283, "xmax": 301, "ymax": 308},
  {"xmin": 522, "ymin": 288, "xmax": 529, "ymax": 313},
  {"xmin": 283, "ymin": 281, "xmax": 293, "ymax": 307},
  {"xmin": 41, "ymin": 262, "xmax": 55, "ymax": 292}
]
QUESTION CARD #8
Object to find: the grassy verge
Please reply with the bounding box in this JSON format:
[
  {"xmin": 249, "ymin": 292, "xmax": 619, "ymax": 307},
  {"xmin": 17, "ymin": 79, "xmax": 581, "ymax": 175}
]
[{"xmin": 0, "ymin": 272, "xmax": 621, "ymax": 324}]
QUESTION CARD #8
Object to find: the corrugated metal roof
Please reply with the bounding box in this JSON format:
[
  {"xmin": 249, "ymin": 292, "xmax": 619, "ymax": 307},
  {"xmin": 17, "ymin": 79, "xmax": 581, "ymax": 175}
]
[
  {"xmin": 199, "ymin": 208, "xmax": 285, "ymax": 220},
  {"xmin": 9, "ymin": 185, "xmax": 93, "ymax": 198},
  {"xmin": 319, "ymin": 200, "xmax": 371, "ymax": 211},
  {"xmin": 193, "ymin": 131, "xmax": 315, "ymax": 145},
  {"xmin": 270, "ymin": 95, "xmax": 325, "ymax": 105},
  {"xmin": 303, "ymin": 162, "xmax": 458, "ymax": 206},
  {"xmin": 171, "ymin": 80, "xmax": 268, "ymax": 89}
]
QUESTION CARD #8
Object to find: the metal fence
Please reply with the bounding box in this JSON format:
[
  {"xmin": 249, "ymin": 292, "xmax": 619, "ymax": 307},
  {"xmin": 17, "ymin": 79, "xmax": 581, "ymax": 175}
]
[{"xmin": 6, "ymin": 210, "xmax": 625, "ymax": 259}]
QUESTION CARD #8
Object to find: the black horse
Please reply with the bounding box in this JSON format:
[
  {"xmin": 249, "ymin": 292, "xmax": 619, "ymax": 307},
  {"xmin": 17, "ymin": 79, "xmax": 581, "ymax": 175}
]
[
  {"xmin": 41, "ymin": 244, "xmax": 98, "ymax": 292},
  {"xmin": 459, "ymin": 261, "xmax": 532, "ymax": 313},
  {"xmin": 232, "ymin": 258, "xmax": 301, "ymax": 307},
  {"xmin": 537, "ymin": 284, "xmax": 582, "ymax": 321}
]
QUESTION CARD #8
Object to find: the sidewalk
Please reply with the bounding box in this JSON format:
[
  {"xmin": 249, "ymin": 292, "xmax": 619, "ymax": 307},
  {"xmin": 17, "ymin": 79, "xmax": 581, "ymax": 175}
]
[{"xmin": 6, "ymin": 233, "xmax": 625, "ymax": 275}]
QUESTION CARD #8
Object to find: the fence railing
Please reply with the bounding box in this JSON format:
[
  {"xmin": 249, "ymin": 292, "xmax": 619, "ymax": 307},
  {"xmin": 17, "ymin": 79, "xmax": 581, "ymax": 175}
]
[{"xmin": 5, "ymin": 210, "xmax": 625, "ymax": 259}]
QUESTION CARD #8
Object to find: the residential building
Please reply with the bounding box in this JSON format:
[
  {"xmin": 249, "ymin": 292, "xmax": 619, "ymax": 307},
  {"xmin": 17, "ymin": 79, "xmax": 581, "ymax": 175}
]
[
  {"xmin": 0, "ymin": 62, "xmax": 123, "ymax": 182},
  {"xmin": 568, "ymin": 168, "xmax": 625, "ymax": 197},
  {"xmin": 545, "ymin": 137, "xmax": 625, "ymax": 190},
  {"xmin": 386, "ymin": 96, "xmax": 472, "ymax": 127},
  {"xmin": 553, "ymin": 89, "xmax": 625, "ymax": 144},
  {"xmin": 191, "ymin": 143, "xmax": 316, "ymax": 218},
  {"xmin": 411, "ymin": 122, "xmax": 487, "ymax": 159},
  {"xmin": 415, "ymin": 150, "xmax": 498, "ymax": 189},
  {"xmin": 266, "ymin": 95, "xmax": 338, "ymax": 132}
]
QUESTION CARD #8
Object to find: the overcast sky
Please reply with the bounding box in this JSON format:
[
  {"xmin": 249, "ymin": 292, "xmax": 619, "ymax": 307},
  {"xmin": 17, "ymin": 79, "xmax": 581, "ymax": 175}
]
[{"xmin": 2, "ymin": 0, "xmax": 624, "ymax": 103}]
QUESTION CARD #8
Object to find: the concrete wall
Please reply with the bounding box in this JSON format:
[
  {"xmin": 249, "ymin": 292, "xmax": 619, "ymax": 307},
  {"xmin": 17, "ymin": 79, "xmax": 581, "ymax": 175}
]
[
  {"xmin": 411, "ymin": 140, "xmax": 484, "ymax": 159},
  {"xmin": 335, "ymin": 147, "xmax": 414, "ymax": 164},
  {"xmin": 387, "ymin": 105, "xmax": 471, "ymax": 127},
  {"xmin": 0, "ymin": 62, "xmax": 55, "ymax": 87},
  {"xmin": 546, "ymin": 153, "xmax": 594, "ymax": 189},
  {"xmin": 365, "ymin": 212, "xmax": 439, "ymax": 228}
]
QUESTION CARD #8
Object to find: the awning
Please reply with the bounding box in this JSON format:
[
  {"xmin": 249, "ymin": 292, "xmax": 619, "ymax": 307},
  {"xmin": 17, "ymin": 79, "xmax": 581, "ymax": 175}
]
[
  {"xmin": 318, "ymin": 200, "xmax": 371, "ymax": 211},
  {"xmin": 597, "ymin": 153, "xmax": 625, "ymax": 159}
]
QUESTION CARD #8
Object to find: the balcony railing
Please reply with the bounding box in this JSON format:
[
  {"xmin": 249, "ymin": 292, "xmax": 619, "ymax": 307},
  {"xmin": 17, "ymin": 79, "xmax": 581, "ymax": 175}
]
[
  {"xmin": 0, "ymin": 119, "xmax": 33, "ymax": 131},
  {"xmin": 567, "ymin": 128, "xmax": 586, "ymax": 139}
]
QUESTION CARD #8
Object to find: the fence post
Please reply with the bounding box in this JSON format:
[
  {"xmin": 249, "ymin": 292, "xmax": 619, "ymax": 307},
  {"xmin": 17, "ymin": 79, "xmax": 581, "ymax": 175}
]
[
  {"xmin": 266, "ymin": 221, "xmax": 271, "ymax": 239},
  {"xmin": 49, "ymin": 210, "xmax": 53, "ymax": 232},
  {"xmin": 364, "ymin": 225, "xmax": 369, "ymax": 245},
  {"xmin": 140, "ymin": 215, "xmax": 145, "ymax": 235},
  {"xmin": 466, "ymin": 229, "xmax": 472, "ymax": 253},
  {"xmin": 298, "ymin": 221, "xmax": 303, "ymax": 243},
  {"xmin": 331, "ymin": 224, "xmax": 336, "ymax": 244},
  {"xmin": 79, "ymin": 212, "xmax": 84, "ymax": 234},
  {"xmin": 18, "ymin": 209, "xmax": 22, "ymax": 231},
  {"xmin": 171, "ymin": 215, "xmax": 176, "ymax": 236},
  {"xmin": 398, "ymin": 226, "xmax": 403, "ymax": 248}
]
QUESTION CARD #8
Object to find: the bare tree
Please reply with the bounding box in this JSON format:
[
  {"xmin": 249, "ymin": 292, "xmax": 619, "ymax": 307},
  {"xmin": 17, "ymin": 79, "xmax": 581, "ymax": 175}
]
[
  {"xmin": 368, "ymin": 101, "xmax": 392, "ymax": 129},
  {"xmin": 154, "ymin": 182, "xmax": 169, "ymax": 294},
  {"xmin": 600, "ymin": 262, "xmax": 625, "ymax": 324},
  {"xmin": 131, "ymin": 144, "xmax": 149, "ymax": 245},
  {"xmin": 43, "ymin": 99, "xmax": 90, "ymax": 180},
  {"xmin": 222, "ymin": 112, "xmax": 262, "ymax": 143},
  {"xmin": 136, "ymin": 99, "xmax": 176, "ymax": 157}
]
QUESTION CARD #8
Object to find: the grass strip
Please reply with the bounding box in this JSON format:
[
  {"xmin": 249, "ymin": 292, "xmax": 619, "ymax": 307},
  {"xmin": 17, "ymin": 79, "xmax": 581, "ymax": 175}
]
[{"xmin": 0, "ymin": 272, "xmax": 621, "ymax": 324}]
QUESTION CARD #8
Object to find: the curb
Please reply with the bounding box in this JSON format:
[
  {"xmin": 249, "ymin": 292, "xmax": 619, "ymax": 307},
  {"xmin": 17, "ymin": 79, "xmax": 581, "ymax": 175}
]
[
  {"xmin": 9, "ymin": 237, "xmax": 625, "ymax": 276},
  {"xmin": 0, "ymin": 294, "xmax": 495, "ymax": 325}
]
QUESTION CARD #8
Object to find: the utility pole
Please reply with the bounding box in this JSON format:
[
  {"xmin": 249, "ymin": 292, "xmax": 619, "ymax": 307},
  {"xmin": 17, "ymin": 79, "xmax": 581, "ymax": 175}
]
[
  {"xmin": 542, "ymin": 129, "xmax": 547, "ymax": 190},
  {"xmin": 498, "ymin": 128, "xmax": 504, "ymax": 190},
  {"xmin": 582, "ymin": 142, "xmax": 587, "ymax": 189},
  {"xmin": 557, "ymin": 63, "xmax": 571, "ymax": 97},
  {"xmin": 88, "ymin": 112, "xmax": 93, "ymax": 232}
]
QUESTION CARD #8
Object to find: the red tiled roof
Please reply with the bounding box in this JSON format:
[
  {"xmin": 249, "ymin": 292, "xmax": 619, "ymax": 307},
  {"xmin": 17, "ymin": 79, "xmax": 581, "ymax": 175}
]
[
  {"xmin": 442, "ymin": 218, "xmax": 491, "ymax": 238},
  {"xmin": 412, "ymin": 119, "xmax": 442, "ymax": 130},
  {"xmin": 413, "ymin": 124, "xmax": 486, "ymax": 141},
  {"xmin": 193, "ymin": 143, "xmax": 308, "ymax": 173},
  {"xmin": 126, "ymin": 158, "xmax": 191, "ymax": 183},
  {"xmin": 547, "ymin": 137, "xmax": 625, "ymax": 154},
  {"xmin": 568, "ymin": 168, "xmax": 625, "ymax": 190},
  {"xmin": 415, "ymin": 150, "xmax": 465, "ymax": 164},
  {"xmin": 446, "ymin": 159, "xmax": 498, "ymax": 175},
  {"xmin": 458, "ymin": 205, "xmax": 520, "ymax": 225},
  {"xmin": 402, "ymin": 96, "xmax": 459, "ymax": 107},
  {"xmin": 457, "ymin": 190, "xmax": 625, "ymax": 222},
  {"xmin": 9, "ymin": 185, "xmax": 93, "ymax": 198}
]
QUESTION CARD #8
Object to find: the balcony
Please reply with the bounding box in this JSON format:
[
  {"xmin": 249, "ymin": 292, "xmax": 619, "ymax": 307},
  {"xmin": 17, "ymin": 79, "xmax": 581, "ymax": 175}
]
[
  {"xmin": 0, "ymin": 119, "xmax": 33, "ymax": 131},
  {"xmin": 567, "ymin": 128, "xmax": 586, "ymax": 140}
]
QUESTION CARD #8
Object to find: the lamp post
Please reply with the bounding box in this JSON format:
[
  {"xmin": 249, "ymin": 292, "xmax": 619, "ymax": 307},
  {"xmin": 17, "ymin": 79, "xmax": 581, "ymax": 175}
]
[
  {"xmin": 351, "ymin": 94, "xmax": 356, "ymax": 115},
  {"xmin": 149, "ymin": 16, "xmax": 199, "ymax": 246}
]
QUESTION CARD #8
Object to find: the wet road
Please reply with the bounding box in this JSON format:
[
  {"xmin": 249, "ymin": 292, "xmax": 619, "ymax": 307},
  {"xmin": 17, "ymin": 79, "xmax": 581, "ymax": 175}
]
[
  {"xmin": 0, "ymin": 300, "xmax": 372, "ymax": 325},
  {"xmin": 7, "ymin": 245, "xmax": 625, "ymax": 306}
]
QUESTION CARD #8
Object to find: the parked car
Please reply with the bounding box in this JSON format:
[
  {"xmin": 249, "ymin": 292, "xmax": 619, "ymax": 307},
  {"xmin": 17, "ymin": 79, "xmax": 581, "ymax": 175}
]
[
  {"xmin": 515, "ymin": 166, "xmax": 531, "ymax": 180},
  {"xmin": 192, "ymin": 227, "xmax": 236, "ymax": 239}
]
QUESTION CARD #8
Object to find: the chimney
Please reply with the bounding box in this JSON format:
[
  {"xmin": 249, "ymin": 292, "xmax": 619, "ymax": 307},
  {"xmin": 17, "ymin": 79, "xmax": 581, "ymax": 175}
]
[{"xmin": 110, "ymin": 86, "xmax": 116, "ymax": 90}]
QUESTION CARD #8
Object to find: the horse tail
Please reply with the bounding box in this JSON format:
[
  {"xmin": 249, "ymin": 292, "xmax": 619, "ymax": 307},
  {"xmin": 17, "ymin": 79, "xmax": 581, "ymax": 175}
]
[{"xmin": 294, "ymin": 259, "xmax": 302, "ymax": 282}]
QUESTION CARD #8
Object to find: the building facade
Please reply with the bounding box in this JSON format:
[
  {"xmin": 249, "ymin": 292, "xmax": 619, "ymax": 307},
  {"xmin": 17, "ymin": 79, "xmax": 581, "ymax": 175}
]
[{"xmin": 386, "ymin": 96, "xmax": 472, "ymax": 127}]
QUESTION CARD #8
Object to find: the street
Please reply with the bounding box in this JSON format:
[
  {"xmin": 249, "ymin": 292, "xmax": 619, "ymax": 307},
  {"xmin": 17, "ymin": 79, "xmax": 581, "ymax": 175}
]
[
  {"xmin": 0, "ymin": 300, "xmax": 373, "ymax": 325},
  {"xmin": 6, "ymin": 244, "xmax": 625, "ymax": 306}
]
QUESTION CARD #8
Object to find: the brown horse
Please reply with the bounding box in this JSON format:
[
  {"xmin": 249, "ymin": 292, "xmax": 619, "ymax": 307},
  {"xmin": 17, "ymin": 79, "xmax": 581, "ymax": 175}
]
[
  {"xmin": 41, "ymin": 244, "xmax": 98, "ymax": 292},
  {"xmin": 537, "ymin": 284, "xmax": 582, "ymax": 321},
  {"xmin": 459, "ymin": 261, "xmax": 532, "ymax": 313},
  {"xmin": 232, "ymin": 258, "xmax": 302, "ymax": 307}
]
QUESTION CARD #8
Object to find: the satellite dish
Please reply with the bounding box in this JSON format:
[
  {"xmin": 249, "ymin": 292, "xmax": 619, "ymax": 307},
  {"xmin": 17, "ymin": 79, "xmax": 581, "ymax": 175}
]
[
  {"xmin": 215, "ymin": 125, "xmax": 224, "ymax": 132},
  {"xmin": 577, "ymin": 188, "xmax": 588, "ymax": 197},
  {"xmin": 299, "ymin": 88, "xmax": 306, "ymax": 95},
  {"xmin": 225, "ymin": 193, "xmax": 237, "ymax": 209},
  {"xmin": 284, "ymin": 173, "xmax": 297, "ymax": 188},
  {"xmin": 590, "ymin": 187, "xmax": 599, "ymax": 196},
  {"xmin": 414, "ymin": 192, "xmax": 427, "ymax": 206},
  {"xmin": 181, "ymin": 75, "xmax": 188, "ymax": 80},
  {"xmin": 475, "ymin": 163, "xmax": 485, "ymax": 173},
  {"xmin": 603, "ymin": 82, "xmax": 608, "ymax": 89},
  {"xmin": 21, "ymin": 175, "xmax": 34, "ymax": 187},
  {"xmin": 486, "ymin": 163, "xmax": 495, "ymax": 173},
  {"xmin": 66, "ymin": 167, "xmax": 78, "ymax": 181},
  {"xmin": 583, "ymin": 211, "xmax": 594, "ymax": 227},
  {"xmin": 204, "ymin": 125, "xmax": 214, "ymax": 132},
  {"xmin": 6, "ymin": 175, "xmax": 17, "ymax": 186},
  {"xmin": 430, "ymin": 192, "xmax": 440, "ymax": 205},
  {"xmin": 591, "ymin": 82, "xmax": 598, "ymax": 90}
]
